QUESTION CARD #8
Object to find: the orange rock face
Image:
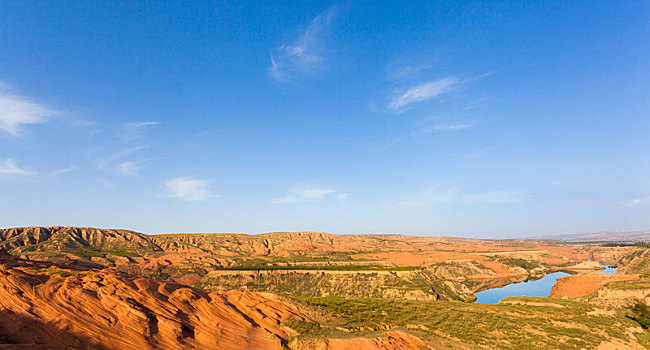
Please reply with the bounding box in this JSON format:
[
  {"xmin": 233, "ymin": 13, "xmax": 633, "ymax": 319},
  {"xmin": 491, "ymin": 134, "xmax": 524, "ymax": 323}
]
[
  {"xmin": 549, "ymin": 275, "xmax": 636, "ymax": 298},
  {"xmin": 0, "ymin": 253, "xmax": 304, "ymax": 349},
  {"xmin": 316, "ymin": 331, "xmax": 425, "ymax": 350}
]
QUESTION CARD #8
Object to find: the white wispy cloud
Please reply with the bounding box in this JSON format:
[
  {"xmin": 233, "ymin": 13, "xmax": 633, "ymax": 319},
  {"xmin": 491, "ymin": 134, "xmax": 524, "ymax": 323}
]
[
  {"xmin": 119, "ymin": 121, "xmax": 159, "ymax": 140},
  {"xmin": 624, "ymin": 197, "xmax": 648, "ymax": 207},
  {"xmin": 390, "ymin": 187, "xmax": 460, "ymax": 208},
  {"xmin": 390, "ymin": 63, "xmax": 436, "ymax": 81},
  {"xmin": 386, "ymin": 137, "xmax": 401, "ymax": 145},
  {"xmin": 0, "ymin": 159, "xmax": 32, "ymax": 176},
  {"xmin": 422, "ymin": 121, "xmax": 476, "ymax": 132},
  {"xmin": 0, "ymin": 86, "xmax": 54, "ymax": 136},
  {"xmin": 269, "ymin": 4, "xmax": 342, "ymax": 83},
  {"xmin": 392, "ymin": 200, "xmax": 420, "ymax": 208},
  {"xmin": 425, "ymin": 186, "xmax": 462, "ymax": 202},
  {"xmin": 273, "ymin": 185, "xmax": 344, "ymax": 204},
  {"xmin": 462, "ymin": 97, "xmax": 488, "ymax": 111},
  {"xmin": 390, "ymin": 186, "xmax": 527, "ymax": 208},
  {"xmin": 125, "ymin": 121, "xmax": 159, "ymax": 129},
  {"xmin": 462, "ymin": 190, "xmax": 528, "ymax": 204},
  {"xmin": 96, "ymin": 123, "xmax": 157, "ymax": 175},
  {"xmin": 99, "ymin": 179, "xmax": 116, "ymax": 188},
  {"xmin": 118, "ymin": 160, "xmax": 148, "ymax": 176},
  {"xmin": 388, "ymin": 77, "xmax": 458, "ymax": 110},
  {"xmin": 164, "ymin": 177, "xmax": 216, "ymax": 201},
  {"xmin": 50, "ymin": 165, "xmax": 77, "ymax": 177},
  {"xmin": 96, "ymin": 145, "xmax": 149, "ymax": 174},
  {"xmin": 624, "ymin": 199, "xmax": 642, "ymax": 207},
  {"xmin": 549, "ymin": 179, "xmax": 571, "ymax": 188},
  {"xmin": 68, "ymin": 119, "xmax": 96, "ymax": 128},
  {"xmin": 462, "ymin": 147, "xmax": 492, "ymax": 160}
]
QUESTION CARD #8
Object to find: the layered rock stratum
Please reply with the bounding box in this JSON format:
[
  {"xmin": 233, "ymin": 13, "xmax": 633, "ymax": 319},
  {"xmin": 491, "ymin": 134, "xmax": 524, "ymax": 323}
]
[{"xmin": 0, "ymin": 250, "xmax": 303, "ymax": 349}]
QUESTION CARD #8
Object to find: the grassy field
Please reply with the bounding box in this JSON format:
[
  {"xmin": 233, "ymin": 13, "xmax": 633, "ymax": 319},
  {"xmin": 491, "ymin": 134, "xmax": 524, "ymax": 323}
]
[
  {"xmin": 610, "ymin": 280, "xmax": 650, "ymax": 290},
  {"xmin": 289, "ymin": 296, "xmax": 649, "ymax": 349}
]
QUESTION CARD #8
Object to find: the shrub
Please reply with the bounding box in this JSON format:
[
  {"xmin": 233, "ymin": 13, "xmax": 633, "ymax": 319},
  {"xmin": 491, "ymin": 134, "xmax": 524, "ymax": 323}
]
[{"xmin": 628, "ymin": 303, "xmax": 650, "ymax": 329}]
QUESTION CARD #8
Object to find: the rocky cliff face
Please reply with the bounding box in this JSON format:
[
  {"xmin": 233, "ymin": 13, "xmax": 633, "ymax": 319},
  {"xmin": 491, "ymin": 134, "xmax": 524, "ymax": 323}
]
[
  {"xmin": 0, "ymin": 226, "xmax": 160, "ymax": 254},
  {"xmin": 197, "ymin": 269, "xmax": 475, "ymax": 302},
  {"xmin": 619, "ymin": 249, "xmax": 650, "ymax": 275},
  {"xmin": 150, "ymin": 231, "xmax": 414, "ymax": 256}
]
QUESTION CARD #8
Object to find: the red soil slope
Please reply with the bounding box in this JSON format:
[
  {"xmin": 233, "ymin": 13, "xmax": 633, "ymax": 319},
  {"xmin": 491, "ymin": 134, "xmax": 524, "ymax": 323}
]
[
  {"xmin": 549, "ymin": 275, "xmax": 636, "ymax": 298},
  {"xmin": 316, "ymin": 331, "xmax": 425, "ymax": 350},
  {"xmin": 0, "ymin": 251, "xmax": 304, "ymax": 349}
]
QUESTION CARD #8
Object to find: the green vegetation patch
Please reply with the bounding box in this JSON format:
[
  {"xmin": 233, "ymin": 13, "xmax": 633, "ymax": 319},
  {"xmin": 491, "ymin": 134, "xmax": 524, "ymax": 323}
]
[
  {"xmin": 67, "ymin": 249, "xmax": 103, "ymax": 258},
  {"xmin": 33, "ymin": 268, "xmax": 89, "ymax": 278},
  {"xmin": 291, "ymin": 296, "xmax": 643, "ymax": 350},
  {"xmin": 609, "ymin": 280, "xmax": 650, "ymax": 290},
  {"xmin": 602, "ymin": 242, "xmax": 650, "ymax": 248},
  {"xmin": 104, "ymin": 249, "xmax": 140, "ymax": 257},
  {"xmin": 285, "ymin": 319, "xmax": 324, "ymax": 335},
  {"xmin": 496, "ymin": 257, "xmax": 539, "ymax": 271},
  {"xmin": 627, "ymin": 303, "xmax": 650, "ymax": 329}
]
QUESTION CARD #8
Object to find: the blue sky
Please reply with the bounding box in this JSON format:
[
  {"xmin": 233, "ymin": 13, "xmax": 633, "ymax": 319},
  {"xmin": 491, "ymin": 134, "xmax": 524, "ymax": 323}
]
[{"xmin": 0, "ymin": 1, "xmax": 648, "ymax": 237}]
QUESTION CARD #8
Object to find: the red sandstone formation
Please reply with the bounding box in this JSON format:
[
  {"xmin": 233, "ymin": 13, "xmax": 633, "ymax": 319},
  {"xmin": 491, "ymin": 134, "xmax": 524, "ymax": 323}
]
[
  {"xmin": 0, "ymin": 251, "xmax": 303, "ymax": 349},
  {"xmin": 549, "ymin": 275, "xmax": 636, "ymax": 298}
]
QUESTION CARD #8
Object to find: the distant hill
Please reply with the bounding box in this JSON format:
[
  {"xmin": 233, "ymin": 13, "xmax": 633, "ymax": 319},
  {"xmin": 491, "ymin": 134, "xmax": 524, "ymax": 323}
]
[{"xmin": 538, "ymin": 231, "xmax": 650, "ymax": 242}]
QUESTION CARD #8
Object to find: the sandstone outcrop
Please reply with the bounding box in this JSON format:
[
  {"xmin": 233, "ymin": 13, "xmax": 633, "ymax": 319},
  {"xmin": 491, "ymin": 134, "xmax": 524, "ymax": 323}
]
[
  {"xmin": 314, "ymin": 331, "xmax": 425, "ymax": 350},
  {"xmin": 0, "ymin": 254, "xmax": 304, "ymax": 349},
  {"xmin": 549, "ymin": 275, "xmax": 636, "ymax": 298}
]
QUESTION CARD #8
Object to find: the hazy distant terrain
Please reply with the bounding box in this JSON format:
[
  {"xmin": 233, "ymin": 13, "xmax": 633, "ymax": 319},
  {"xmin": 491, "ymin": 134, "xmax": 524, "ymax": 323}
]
[{"xmin": 538, "ymin": 231, "xmax": 650, "ymax": 242}]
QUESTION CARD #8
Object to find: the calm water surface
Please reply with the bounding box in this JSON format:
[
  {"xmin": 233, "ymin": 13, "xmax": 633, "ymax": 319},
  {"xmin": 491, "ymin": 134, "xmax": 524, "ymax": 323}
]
[
  {"xmin": 475, "ymin": 262, "xmax": 619, "ymax": 304},
  {"xmin": 474, "ymin": 272, "xmax": 571, "ymax": 304},
  {"xmin": 600, "ymin": 263, "xmax": 618, "ymax": 274}
]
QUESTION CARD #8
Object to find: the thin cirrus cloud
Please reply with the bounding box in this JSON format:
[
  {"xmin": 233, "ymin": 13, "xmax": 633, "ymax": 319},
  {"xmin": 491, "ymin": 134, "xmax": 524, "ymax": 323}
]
[
  {"xmin": 336, "ymin": 193, "xmax": 349, "ymax": 202},
  {"xmin": 164, "ymin": 177, "xmax": 216, "ymax": 202},
  {"xmin": 624, "ymin": 198, "xmax": 647, "ymax": 207},
  {"xmin": 124, "ymin": 121, "xmax": 159, "ymax": 129},
  {"xmin": 421, "ymin": 121, "xmax": 476, "ymax": 133},
  {"xmin": 119, "ymin": 121, "xmax": 159, "ymax": 140},
  {"xmin": 0, "ymin": 159, "xmax": 32, "ymax": 176},
  {"xmin": 391, "ymin": 186, "xmax": 460, "ymax": 208},
  {"xmin": 391, "ymin": 187, "xmax": 528, "ymax": 208},
  {"xmin": 95, "ymin": 145, "xmax": 149, "ymax": 175},
  {"xmin": 50, "ymin": 165, "xmax": 77, "ymax": 177},
  {"xmin": 425, "ymin": 186, "xmax": 461, "ymax": 202},
  {"xmin": 462, "ymin": 190, "xmax": 529, "ymax": 204},
  {"xmin": 96, "ymin": 121, "xmax": 159, "ymax": 175},
  {"xmin": 274, "ymin": 185, "xmax": 348, "ymax": 204},
  {"xmin": 389, "ymin": 62, "xmax": 436, "ymax": 81},
  {"xmin": 269, "ymin": 4, "xmax": 342, "ymax": 83},
  {"xmin": 118, "ymin": 160, "xmax": 150, "ymax": 176},
  {"xmin": 388, "ymin": 77, "xmax": 458, "ymax": 111},
  {"xmin": 0, "ymin": 85, "xmax": 54, "ymax": 136}
]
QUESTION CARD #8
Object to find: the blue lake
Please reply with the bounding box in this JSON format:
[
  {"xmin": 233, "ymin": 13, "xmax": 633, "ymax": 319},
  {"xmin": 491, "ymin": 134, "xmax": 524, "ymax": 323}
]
[
  {"xmin": 600, "ymin": 263, "xmax": 617, "ymax": 274},
  {"xmin": 475, "ymin": 272, "xmax": 571, "ymax": 304},
  {"xmin": 475, "ymin": 262, "xmax": 619, "ymax": 304}
]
